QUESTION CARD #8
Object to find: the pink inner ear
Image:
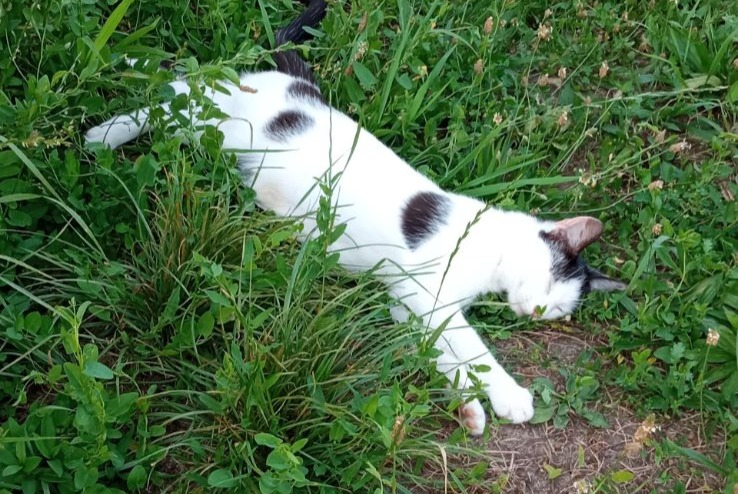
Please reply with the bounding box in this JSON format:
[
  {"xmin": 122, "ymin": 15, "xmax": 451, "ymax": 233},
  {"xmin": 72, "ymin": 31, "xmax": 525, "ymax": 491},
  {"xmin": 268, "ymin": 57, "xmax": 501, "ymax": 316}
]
[{"xmin": 553, "ymin": 216, "xmax": 603, "ymax": 254}]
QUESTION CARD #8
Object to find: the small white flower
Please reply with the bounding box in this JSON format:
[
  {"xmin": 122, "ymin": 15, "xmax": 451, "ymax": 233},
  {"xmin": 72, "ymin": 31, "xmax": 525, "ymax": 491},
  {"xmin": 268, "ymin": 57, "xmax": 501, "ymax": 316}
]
[
  {"xmin": 484, "ymin": 17, "xmax": 494, "ymax": 35},
  {"xmin": 537, "ymin": 23, "xmax": 552, "ymax": 41},
  {"xmin": 599, "ymin": 61, "xmax": 609, "ymax": 78},
  {"xmin": 573, "ymin": 479, "xmax": 591, "ymax": 494},
  {"xmin": 707, "ymin": 328, "xmax": 720, "ymax": 347},
  {"xmin": 668, "ymin": 140, "xmax": 691, "ymax": 154}
]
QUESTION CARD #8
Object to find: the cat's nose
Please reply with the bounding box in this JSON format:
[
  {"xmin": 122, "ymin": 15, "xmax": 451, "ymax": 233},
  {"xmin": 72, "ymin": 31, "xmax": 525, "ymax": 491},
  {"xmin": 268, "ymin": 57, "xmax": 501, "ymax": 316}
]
[{"xmin": 530, "ymin": 305, "xmax": 547, "ymax": 319}]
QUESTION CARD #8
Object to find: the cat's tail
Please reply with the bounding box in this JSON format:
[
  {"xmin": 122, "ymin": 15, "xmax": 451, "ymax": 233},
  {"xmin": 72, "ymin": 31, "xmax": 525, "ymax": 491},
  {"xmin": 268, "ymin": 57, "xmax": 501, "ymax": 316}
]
[{"xmin": 273, "ymin": 0, "xmax": 328, "ymax": 84}]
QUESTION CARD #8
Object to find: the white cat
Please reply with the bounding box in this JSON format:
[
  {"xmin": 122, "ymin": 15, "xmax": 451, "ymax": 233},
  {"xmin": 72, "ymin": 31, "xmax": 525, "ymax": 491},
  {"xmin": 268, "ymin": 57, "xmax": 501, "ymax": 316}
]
[{"xmin": 85, "ymin": 0, "xmax": 625, "ymax": 435}]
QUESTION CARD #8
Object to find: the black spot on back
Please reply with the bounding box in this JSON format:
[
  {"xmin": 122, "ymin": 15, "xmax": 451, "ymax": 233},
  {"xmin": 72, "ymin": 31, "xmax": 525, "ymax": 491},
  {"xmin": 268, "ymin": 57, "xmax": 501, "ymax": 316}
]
[
  {"xmin": 287, "ymin": 80, "xmax": 325, "ymax": 104},
  {"xmin": 265, "ymin": 110, "xmax": 314, "ymax": 142},
  {"xmin": 401, "ymin": 192, "xmax": 451, "ymax": 250}
]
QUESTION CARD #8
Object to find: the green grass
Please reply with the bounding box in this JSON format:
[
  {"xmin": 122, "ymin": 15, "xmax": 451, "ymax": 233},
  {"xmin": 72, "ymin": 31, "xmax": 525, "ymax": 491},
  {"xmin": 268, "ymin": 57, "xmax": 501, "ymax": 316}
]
[{"xmin": 1, "ymin": 0, "xmax": 737, "ymax": 492}]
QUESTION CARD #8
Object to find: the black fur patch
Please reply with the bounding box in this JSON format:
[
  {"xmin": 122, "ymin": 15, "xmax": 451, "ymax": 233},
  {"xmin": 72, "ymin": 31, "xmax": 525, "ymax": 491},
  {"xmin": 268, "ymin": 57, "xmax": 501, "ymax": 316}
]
[
  {"xmin": 401, "ymin": 192, "xmax": 451, "ymax": 250},
  {"xmin": 287, "ymin": 80, "xmax": 325, "ymax": 104},
  {"xmin": 273, "ymin": 1, "xmax": 327, "ymax": 85},
  {"xmin": 541, "ymin": 231, "xmax": 586, "ymax": 281},
  {"xmin": 264, "ymin": 110, "xmax": 314, "ymax": 142},
  {"xmin": 541, "ymin": 230, "xmax": 605, "ymax": 296},
  {"xmin": 275, "ymin": 0, "xmax": 328, "ymax": 46},
  {"xmin": 274, "ymin": 51, "xmax": 318, "ymax": 85}
]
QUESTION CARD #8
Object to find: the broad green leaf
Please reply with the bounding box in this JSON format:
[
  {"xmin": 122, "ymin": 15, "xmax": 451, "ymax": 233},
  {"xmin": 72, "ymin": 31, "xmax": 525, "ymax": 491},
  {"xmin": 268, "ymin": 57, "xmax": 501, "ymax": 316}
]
[
  {"xmin": 197, "ymin": 312, "xmax": 215, "ymax": 338},
  {"xmin": 728, "ymin": 81, "xmax": 738, "ymax": 103},
  {"xmin": 136, "ymin": 155, "xmax": 159, "ymax": 188},
  {"xmin": 255, "ymin": 432, "xmax": 282, "ymax": 448},
  {"xmin": 266, "ymin": 449, "xmax": 292, "ymax": 470},
  {"xmin": 205, "ymin": 290, "xmax": 232, "ymax": 306},
  {"xmin": 127, "ymin": 465, "xmax": 147, "ymax": 490},
  {"xmin": 684, "ymin": 75, "xmax": 721, "ymax": 89},
  {"xmin": 352, "ymin": 61, "xmax": 377, "ymax": 87},
  {"xmin": 2, "ymin": 465, "xmax": 22, "ymax": 477},
  {"xmin": 530, "ymin": 404, "xmax": 557, "ymax": 424},
  {"xmin": 0, "ymin": 193, "xmax": 40, "ymax": 204},
  {"xmin": 543, "ymin": 463, "xmax": 562, "ymax": 479},
  {"xmin": 198, "ymin": 393, "xmax": 224, "ymax": 413},
  {"xmin": 83, "ymin": 361, "xmax": 114, "ymax": 380},
  {"xmin": 611, "ymin": 469, "xmax": 635, "ymax": 483},
  {"xmin": 106, "ymin": 392, "xmax": 139, "ymax": 419},
  {"xmin": 207, "ymin": 469, "xmax": 236, "ymax": 488}
]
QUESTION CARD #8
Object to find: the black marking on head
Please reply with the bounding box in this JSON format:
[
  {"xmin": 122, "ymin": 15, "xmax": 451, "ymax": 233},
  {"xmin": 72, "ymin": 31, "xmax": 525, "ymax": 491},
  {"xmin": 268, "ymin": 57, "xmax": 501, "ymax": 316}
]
[
  {"xmin": 287, "ymin": 80, "xmax": 325, "ymax": 104},
  {"xmin": 401, "ymin": 192, "xmax": 451, "ymax": 250},
  {"xmin": 265, "ymin": 110, "xmax": 314, "ymax": 142},
  {"xmin": 540, "ymin": 230, "xmax": 588, "ymax": 293},
  {"xmin": 541, "ymin": 230, "xmax": 624, "ymax": 298}
]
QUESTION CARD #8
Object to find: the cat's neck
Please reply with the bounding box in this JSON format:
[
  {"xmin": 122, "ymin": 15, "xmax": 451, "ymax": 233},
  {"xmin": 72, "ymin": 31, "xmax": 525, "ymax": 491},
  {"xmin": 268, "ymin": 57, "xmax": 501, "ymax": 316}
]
[{"xmin": 442, "ymin": 200, "xmax": 551, "ymax": 297}]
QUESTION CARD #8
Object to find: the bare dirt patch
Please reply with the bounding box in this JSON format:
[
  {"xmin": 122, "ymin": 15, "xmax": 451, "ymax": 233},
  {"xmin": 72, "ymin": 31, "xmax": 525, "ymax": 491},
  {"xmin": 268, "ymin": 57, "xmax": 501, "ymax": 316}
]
[{"xmin": 476, "ymin": 328, "xmax": 729, "ymax": 493}]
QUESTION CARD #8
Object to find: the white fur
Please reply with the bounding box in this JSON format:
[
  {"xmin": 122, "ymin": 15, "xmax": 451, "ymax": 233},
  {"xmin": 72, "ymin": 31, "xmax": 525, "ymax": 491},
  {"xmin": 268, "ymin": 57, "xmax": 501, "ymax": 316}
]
[{"xmin": 85, "ymin": 70, "xmax": 596, "ymax": 434}]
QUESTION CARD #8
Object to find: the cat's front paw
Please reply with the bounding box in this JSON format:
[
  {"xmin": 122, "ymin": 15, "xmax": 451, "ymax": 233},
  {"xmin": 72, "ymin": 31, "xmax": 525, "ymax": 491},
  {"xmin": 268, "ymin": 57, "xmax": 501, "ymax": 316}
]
[
  {"xmin": 488, "ymin": 383, "xmax": 534, "ymax": 424},
  {"xmin": 458, "ymin": 398, "xmax": 486, "ymax": 436},
  {"xmin": 85, "ymin": 123, "xmax": 125, "ymax": 149},
  {"xmin": 85, "ymin": 115, "xmax": 144, "ymax": 149}
]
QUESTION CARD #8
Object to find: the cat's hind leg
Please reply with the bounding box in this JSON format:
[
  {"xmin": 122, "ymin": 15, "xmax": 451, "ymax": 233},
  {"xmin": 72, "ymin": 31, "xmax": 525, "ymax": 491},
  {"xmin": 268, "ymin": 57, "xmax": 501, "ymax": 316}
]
[{"xmin": 85, "ymin": 109, "xmax": 151, "ymax": 149}]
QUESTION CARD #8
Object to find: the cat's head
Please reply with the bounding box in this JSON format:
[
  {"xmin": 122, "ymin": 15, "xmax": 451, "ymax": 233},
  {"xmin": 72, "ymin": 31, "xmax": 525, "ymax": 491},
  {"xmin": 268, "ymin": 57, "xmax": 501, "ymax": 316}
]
[{"xmin": 505, "ymin": 216, "xmax": 626, "ymax": 320}]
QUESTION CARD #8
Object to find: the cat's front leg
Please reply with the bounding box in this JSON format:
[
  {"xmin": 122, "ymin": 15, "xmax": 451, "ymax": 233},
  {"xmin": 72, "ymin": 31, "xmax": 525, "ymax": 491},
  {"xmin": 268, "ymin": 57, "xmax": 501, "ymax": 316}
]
[
  {"xmin": 85, "ymin": 109, "xmax": 152, "ymax": 149},
  {"xmin": 482, "ymin": 365, "xmax": 534, "ymax": 424},
  {"xmin": 431, "ymin": 311, "xmax": 534, "ymax": 432}
]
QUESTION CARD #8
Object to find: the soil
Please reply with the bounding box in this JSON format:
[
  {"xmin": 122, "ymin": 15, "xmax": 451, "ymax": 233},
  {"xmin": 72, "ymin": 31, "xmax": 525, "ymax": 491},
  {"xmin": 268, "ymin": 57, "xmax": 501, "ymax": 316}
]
[{"xmin": 429, "ymin": 328, "xmax": 729, "ymax": 493}]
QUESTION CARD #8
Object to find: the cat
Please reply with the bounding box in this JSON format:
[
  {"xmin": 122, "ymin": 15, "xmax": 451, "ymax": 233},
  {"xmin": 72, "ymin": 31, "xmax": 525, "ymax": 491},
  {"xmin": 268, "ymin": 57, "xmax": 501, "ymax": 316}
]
[{"xmin": 84, "ymin": 0, "xmax": 626, "ymax": 435}]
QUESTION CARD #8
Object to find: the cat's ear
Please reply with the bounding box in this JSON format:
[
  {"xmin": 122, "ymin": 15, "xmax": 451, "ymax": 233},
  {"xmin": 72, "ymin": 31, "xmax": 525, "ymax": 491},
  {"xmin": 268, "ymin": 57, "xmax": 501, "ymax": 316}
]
[
  {"xmin": 547, "ymin": 216, "xmax": 603, "ymax": 255},
  {"xmin": 589, "ymin": 268, "xmax": 627, "ymax": 292}
]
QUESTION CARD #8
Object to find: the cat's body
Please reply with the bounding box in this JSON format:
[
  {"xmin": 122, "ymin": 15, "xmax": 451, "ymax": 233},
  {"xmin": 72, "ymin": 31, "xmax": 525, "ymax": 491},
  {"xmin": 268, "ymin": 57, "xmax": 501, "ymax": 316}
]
[{"xmin": 85, "ymin": 0, "xmax": 625, "ymax": 435}]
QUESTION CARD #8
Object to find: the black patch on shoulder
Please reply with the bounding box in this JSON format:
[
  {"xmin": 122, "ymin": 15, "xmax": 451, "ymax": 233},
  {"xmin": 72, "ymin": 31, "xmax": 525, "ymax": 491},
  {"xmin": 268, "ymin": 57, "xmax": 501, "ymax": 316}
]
[
  {"xmin": 287, "ymin": 80, "xmax": 325, "ymax": 104},
  {"xmin": 265, "ymin": 110, "xmax": 314, "ymax": 142},
  {"xmin": 401, "ymin": 192, "xmax": 451, "ymax": 250}
]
